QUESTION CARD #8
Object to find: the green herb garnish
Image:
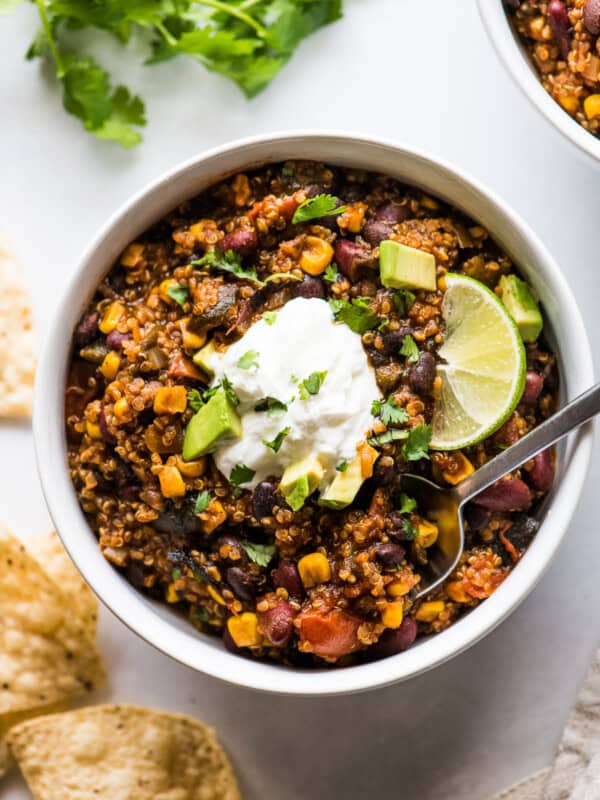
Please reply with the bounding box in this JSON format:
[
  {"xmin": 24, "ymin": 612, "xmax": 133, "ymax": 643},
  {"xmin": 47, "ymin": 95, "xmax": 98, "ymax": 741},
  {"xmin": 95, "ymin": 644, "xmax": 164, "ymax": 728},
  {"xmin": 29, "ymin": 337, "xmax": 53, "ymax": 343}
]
[
  {"xmin": 191, "ymin": 606, "xmax": 210, "ymax": 624},
  {"xmin": 292, "ymin": 194, "xmax": 347, "ymax": 224},
  {"xmin": 324, "ymin": 263, "xmax": 339, "ymax": 283},
  {"xmin": 237, "ymin": 349, "xmax": 260, "ymax": 370},
  {"xmin": 171, "ymin": 568, "xmax": 182, "ymax": 581},
  {"xmin": 262, "ymin": 427, "xmax": 291, "ymax": 452},
  {"xmin": 401, "ymin": 424, "xmax": 432, "ymax": 461},
  {"xmin": 367, "ymin": 429, "xmax": 410, "ymax": 448},
  {"xmin": 230, "ymin": 463, "xmax": 256, "ymax": 486},
  {"xmin": 400, "ymin": 334, "xmax": 420, "ymax": 363},
  {"xmin": 398, "ymin": 493, "xmax": 417, "ymax": 514},
  {"xmin": 298, "ymin": 370, "xmax": 328, "ymax": 399},
  {"xmin": 263, "ymin": 311, "xmax": 278, "ymax": 325},
  {"xmin": 402, "ymin": 519, "xmax": 418, "ymax": 540},
  {"xmin": 188, "ymin": 389, "xmax": 204, "ymax": 412},
  {"xmin": 167, "ymin": 283, "xmax": 189, "ymax": 309},
  {"xmin": 371, "ymin": 396, "xmax": 409, "ymax": 426},
  {"xmin": 393, "ymin": 289, "xmax": 417, "ymax": 316},
  {"xmin": 203, "ymin": 375, "xmax": 239, "ymax": 407},
  {"xmin": 329, "ymin": 297, "xmax": 381, "ymax": 334},
  {"xmin": 194, "ymin": 490, "xmax": 211, "ymax": 514},
  {"xmin": 241, "ymin": 540, "xmax": 276, "ymax": 567},
  {"xmin": 193, "ymin": 249, "xmax": 262, "ymax": 286},
  {"xmin": 336, "ymin": 461, "xmax": 349, "ymax": 472},
  {"xmin": 254, "ymin": 397, "xmax": 288, "ymax": 416}
]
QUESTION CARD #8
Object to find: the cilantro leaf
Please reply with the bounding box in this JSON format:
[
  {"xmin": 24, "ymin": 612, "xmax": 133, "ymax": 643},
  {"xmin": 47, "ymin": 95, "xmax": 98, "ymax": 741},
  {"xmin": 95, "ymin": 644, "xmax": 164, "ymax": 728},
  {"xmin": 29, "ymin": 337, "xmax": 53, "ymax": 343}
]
[
  {"xmin": 171, "ymin": 567, "xmax": 181, "ymax": 580},
  {"xmin": 401, "ymin": 424, "xmax": 432, "ymax": 461},
  {"xmin": 262, "ymin": 426, "xmax": 291, "ymax": 452},
  {"xmin": 298, "ymin": 370, "xmax": 328, "ymax": 400},
  {"xmin": 336, "ymin": 461, "xmax": 349, "ymax": 472},
  {"xmin": 367, "ymin": 429, "xmax": 410, "ymax": 448},
  {"xmin": 204, "ymin": 376, "xmax": 239, "ymax": 407},
  {"xmin": 254, "ymin": 397, "xmax": 287, "ymax": 416},
  {"xmin": 230, "ymin": 463, "xmax": 255, "ymax": 486},
  {"xmin": 324, "ymin": 263, "xmax": 338, "ymax": 283},
  {"xmin": 402, "ymin": 518, "xmax": 418, "ymax": 540},
  {"xmin": 371, "ymin": 396, "xmax": 409, "ymax": 426},
  {"xmin": 194, "ymin": 490, "xmax": 211, "ymax": 513},
  {"xmin": 167, "ymin": 283, "xmax": 189, "ymax": 309},
  {"xmin": 400, "ymin": 334, "xmax": 420, "ymax": 363},
  {"xmin": 237, "ymin": 349, "xmax": 259, "ymax": 370},
  {"xmin": 292, "ymin": 194, "xmax": 347, "ymax": 224},
  {"xmin": 241, "ymin": 540, "xmax": 276, "ymax": 568},
  {"xmin": 263, "ymin": 272, "xmax": 302, "ymax": 284},
  {"xmin": 191, "ymin": 605, "xmax": 210, "ymax": 624},
  {"xmin": 393, "ymin": 289, "xmax": 417, "ymax": 316},
  {"xmin": 193, "ymin": 249, "xmax": 262, "ymax": 286},
  {"xmin": 329, "ymin": 298, "xmax": 381, "ymax": 334},
  {"xmin": 263, "ymin": 311, "xmax": 278, "ymax": 325},
  {"xmin": 398, "ymin": 493, "xmax": 417, "ymax": 514},
  {"xmin": 188, "ymin": 388, "xmax": 204, "ymax": 412}
]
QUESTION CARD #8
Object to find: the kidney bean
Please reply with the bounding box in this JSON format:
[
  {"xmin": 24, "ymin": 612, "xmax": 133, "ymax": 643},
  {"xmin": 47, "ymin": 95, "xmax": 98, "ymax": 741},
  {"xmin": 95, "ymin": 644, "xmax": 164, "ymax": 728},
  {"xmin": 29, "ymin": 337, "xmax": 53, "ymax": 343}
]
[
  {"xmin": 292, "ymin": 275, "xmax": 326, "ymax": 299},
  {"xmin": 106, "ymin": 330, "xmax": 130, "ymax": 351},
  {"xmin": 253, "ymin": 481, "xmax": 278, "ymax": 520},
  {"xmin": 473, "ymin": 478, "xmax": 533, "ymax": 512},
  {"xmin": 521, "ymin": 371, "xmax": 544, "ymax": 405},
  {"xmin": 408, "ymin": 352, "xmax": 437, "ymax": 395},
  {"xmin": 220, "ymin": 229, "xmax": 257, "ymax": 256},
  {"xmin": 584, "ymin": 0, "xmax": 600, "ymax": 34},
  {"xmin": 258, "ymin": 601, "xmax": 295, "ymax": 646},
  {"xmin": 527, "ymin": 449, "xmax": 555, "ymax": 492},
  {"xmin": 334, "ymin": 239, "xmax": 366, "ymax": 282},
  {"xmin": 297, "ymin": 608, "xmax": 362, "ymax": 659},
  {"xmin": 367, "ymin": 617, "xmax": 417, "ymax": 660},
  {"xmin": 74, "ymin": 311, "xmax": 100, "ymax": 348},
  {"xmin": 375, "ymin": 202, "xmax": 411, "ymax": 224},
  {"xmin": 375, "ymin": 542, "xmax": 406, "ymax": 566},
  {"xmin": 363, "ymin": 221, "xmax": 393, "ymax": 246},
  {"xmin": 99, "ymin": 405, "xmax": 116, "ymax": 445},
  {"xmin": 272, "ymin": 560, "xmax": 303, "ymax": 600},
  {"xmin": 226, "ymin": 566, "xmax": 255, "ymax": 602},
  {"xmin": 382, "ymin": 326, "xmax": 414, "ymax": 355},
  {"xmin": 548, "ymin": 0, "xmax": 571, "ymax": 59}
]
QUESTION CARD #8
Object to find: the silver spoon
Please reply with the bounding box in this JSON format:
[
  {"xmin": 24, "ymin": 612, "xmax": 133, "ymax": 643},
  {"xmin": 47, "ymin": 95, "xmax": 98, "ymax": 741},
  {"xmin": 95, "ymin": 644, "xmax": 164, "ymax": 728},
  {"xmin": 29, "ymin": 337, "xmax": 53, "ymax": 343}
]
[{"xmin": 401, "ymin": 382, "xmax": 600, "ymax": 599}]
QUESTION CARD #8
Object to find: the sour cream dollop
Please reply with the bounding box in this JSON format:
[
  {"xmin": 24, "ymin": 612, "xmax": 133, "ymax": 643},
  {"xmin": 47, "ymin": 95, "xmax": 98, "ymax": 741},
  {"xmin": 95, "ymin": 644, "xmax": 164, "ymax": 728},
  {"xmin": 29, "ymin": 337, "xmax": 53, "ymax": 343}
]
[{"xmin": 211, "ymin": 297, "xmax": 379, "ymax": 489}]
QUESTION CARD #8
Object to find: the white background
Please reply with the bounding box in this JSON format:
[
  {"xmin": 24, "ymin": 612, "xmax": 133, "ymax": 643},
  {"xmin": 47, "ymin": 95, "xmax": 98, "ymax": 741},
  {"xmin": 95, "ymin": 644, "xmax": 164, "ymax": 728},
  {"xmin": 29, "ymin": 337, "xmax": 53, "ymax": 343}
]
[{"xmin": 1, "ymin": 1, "xmax": 599, "ymax": 797}]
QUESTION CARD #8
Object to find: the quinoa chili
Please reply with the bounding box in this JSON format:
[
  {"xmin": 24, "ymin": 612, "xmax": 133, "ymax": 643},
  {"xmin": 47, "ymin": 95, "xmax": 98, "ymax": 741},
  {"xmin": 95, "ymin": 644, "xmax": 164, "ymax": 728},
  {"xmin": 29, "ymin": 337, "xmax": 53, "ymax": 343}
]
[
  {"xmin": 506, "ymin": 0, "xmax": 600, "ymax": 135},
  {"xmin": 65, "ymin": 161, "xmax": 558, "ymax": 667}
]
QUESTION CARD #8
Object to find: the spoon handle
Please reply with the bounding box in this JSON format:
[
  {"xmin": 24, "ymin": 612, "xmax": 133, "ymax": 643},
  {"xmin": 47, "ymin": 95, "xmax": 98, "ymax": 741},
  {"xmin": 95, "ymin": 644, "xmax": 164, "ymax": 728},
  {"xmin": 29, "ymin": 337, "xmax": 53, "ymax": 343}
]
[{"xmin": 456, "ymin": 382, "xmax": 600, "ymax": 504}]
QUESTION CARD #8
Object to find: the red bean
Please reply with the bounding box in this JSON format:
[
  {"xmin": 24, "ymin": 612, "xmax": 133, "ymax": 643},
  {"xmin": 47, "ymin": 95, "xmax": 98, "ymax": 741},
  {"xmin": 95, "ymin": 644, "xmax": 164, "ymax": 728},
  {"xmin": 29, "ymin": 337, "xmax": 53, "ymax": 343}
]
[
  {"xmin": 367, "ymin": 618, "xmax": 417, "ymax": 660},
  {"xmin": 272, "ymin": 561, "xmax": 303, "ymax": 600},
  {"xmin": 99, "ymin": 404, "xmax": 116, "ymax": 445},
  {"xmin": 334, "ymin": 239, "xmax": 366, "ymax": 282},
  {"xmin": 220, "ymin": 229, "xmax": 257, "ymax": 256},
  {"xmin": 473, "ymin": 478, "xmax": 533, "ymax": 512},
  {"xmin": 74, "ymin": 311, "xmax": 99, "ymax": 348},
  {"xmin": 363, "ymin": 222, "xmax": 393, "ymax": 246},
  {"xmin": 106, "ymin": 330, "xmax": 129, "ymax": 351},
  {"xmin": 292, "ymin": 275, "xmax": 326, "ymax": 299},
  {"xmin": 375, "ymin": 202, "xmax": 411, "ymax": 224},
  {"xmin": 584, "ymin": 0, "xmax": 600, "ymax": 34},
  {"xmin": 548, "ymin": 0, "xmax": 571, "ymax": 59},
  {"xmin": 258, "ymin": 601, "xmax": 295, "ymax": 646},
  {"xmin": 521, "ymin": 371, "xmax": 544, "ymax": 404},
  {"xmin": 527, "ymin": 449, "xmax": 555, "ymax": 492}
]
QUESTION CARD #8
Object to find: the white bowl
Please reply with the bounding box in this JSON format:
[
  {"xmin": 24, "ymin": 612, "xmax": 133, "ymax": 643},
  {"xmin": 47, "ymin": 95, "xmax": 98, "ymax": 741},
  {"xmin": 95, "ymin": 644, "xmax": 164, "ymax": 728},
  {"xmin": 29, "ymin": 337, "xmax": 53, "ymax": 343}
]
[
  {"xmin": 478, "ymin": 0, "xmax": 600, "ymax": 162},
  {"xmin": 34, "ymin": 132, "xmax": 594, "ymax": 695}
]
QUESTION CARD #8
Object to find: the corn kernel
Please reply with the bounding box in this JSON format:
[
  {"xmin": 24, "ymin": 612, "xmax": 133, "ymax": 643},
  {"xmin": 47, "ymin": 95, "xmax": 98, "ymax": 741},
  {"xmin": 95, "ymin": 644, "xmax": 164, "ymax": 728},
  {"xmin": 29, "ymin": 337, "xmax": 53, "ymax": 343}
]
[
  {"xmin": 357, "ymin": 441, "xmax": 379, "ymax": 479},
  {"xmin": 120, "ymin": 243, "xmax": 144, "ymax": 268},
  {"xmin": 227, "ymin": 612, "xmax": 262, "ymax": 647},
  {"xmin": 159, "ymin": 279, "xmax": 178, "ymax": 304},
  {"xmin": 416, "ymin": 519, "xmax": 439, "ymax": 549},
  {"xmin": 198, "ymin": 499, "xmax": 227, "ymax": 534},
  {"xmin": 179, "ymin": 317, "xmax": 206, "ymax": 351},
  {"xmin": 387, "ymin": 579, "xmax": 413, "ymax": 598},
  {"xmin": 300, "ymin": 237, "xmax": 334, "ymax": 276},
  {"xmin": 441, "ymin": 452, "xmax": 474, "ymax": 485},
  {"xmin": 298, "ymin": 552, "xmax": 331, "ymax": 588},
  {"xmin": 99, "ymin": 302, "xmax": 125, "ymax": 334},
  {"xmin": 99, "ymin": 351, "xmax": 120, "ymax": 380},
  {"xmin": 165, "ymin": 583, "xmax": 180, "ymax": 603},
  {"xmin": 153, "ymin": 386, "xmax": 188, "ymax": 415},
  {"xmin": 85, "ymin": 420, "xmax": 102, "ymax": 439},
  {"xmin": 584, "ymin": 94, "xmax": 600, "ymax": 120},
  {"xmin": 176, "ymin": 456, "xmax": 206, "ymax": 478},
  {"xmin": 232, "ymin": 173, "xmax": 251, "ymax": 206},
  {"xmin": 415, "ymin": 601, "xmax": 445, "ymax": 623},
  {"xmin": 113, "ymin": 397, "xmax": 131, "ymax": 422},
  {"xmin": 446, "ymin": 581, "xmax": 471, "ymax": 604},
  {"xmin": 381, "ymin": 601, "xmax": 404, "ymax": 629},
  {"xmin": 207, "ymin": 584, "xmax": 227, "ymax": 606},
  {"xmin": 559, "ymin": 94, "xmax": 579, "ymax": 114},
  {"xmin": 158, "ymin": 466, "xmax": 186, "ymax": 498}
]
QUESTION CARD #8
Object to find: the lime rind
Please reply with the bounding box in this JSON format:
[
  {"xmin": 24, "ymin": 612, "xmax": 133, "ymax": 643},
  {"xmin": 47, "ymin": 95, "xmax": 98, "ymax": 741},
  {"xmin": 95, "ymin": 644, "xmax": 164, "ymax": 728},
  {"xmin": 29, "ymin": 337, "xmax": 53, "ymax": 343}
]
[{"xmin": 430, "ymin": 273, "xmax": 526, "ymax": 451}]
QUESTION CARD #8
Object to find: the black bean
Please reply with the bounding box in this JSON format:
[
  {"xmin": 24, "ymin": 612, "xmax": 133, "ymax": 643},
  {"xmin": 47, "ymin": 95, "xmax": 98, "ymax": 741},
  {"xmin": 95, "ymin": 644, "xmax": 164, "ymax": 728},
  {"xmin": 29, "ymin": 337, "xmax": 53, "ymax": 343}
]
[
  {"xmin": 463, "ymin": 504, "xmax": 490, "ymax": 533},
  {"xmin": 584, "ymin": 0, "xmax": 600, "ymax": 34},
  {"xmin": 154, "ymin": 498, "xmax": 203, "ymax": 535},
  {"xmin": 74, "ymin": 311, "xmax": 100, "ymax": 348},
  {"xmin": 504, "ymin": 513, "xmax": 539, "ymax": 550},
  {"xmin": 366, "ymin": 618, "xmax": 417, "ymax": 660},
  {"xmin": 374, "ymin": 202, "xmax": 411, "ymax": 224},
  {"xmin": 253, "ymin": 481, "xmax": 278, "ymax": 520},
  {"xmin": 382, "ymin": 327, "xmax": 413, "ymax": 356},
  {"xmin": 363, "ymin": 221, "xmax": 393, "ymax": 246},
  {"xmin": 375, "ymin": 542, "xmax": 406, "ymax": 566},
  {"xmin": 292, "ymin": 275, "xmax": 326, "ymax": 299},
  {"xmin": 272, "ymin": 560, "xmax": 303, "ymax": 600},
  {"xmin": 226, "ymin": 566, "xmax": 255, "ymax": 602},
  {"xmin": 120, "ymin": 484, "xmax": 140, "ymax": 502},
  {"xmin": 126, "ymin": 561, "xmax": 147, "ymax": 589},
  {"xmin": 408, "ymin": 352, "xmax": 437, "ymax": 394}
]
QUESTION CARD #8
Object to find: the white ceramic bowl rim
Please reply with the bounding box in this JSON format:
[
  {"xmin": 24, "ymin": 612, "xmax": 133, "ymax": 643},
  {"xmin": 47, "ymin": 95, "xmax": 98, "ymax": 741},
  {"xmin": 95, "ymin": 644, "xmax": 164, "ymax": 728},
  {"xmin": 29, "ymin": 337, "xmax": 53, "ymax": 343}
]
[
  {"xmin": 34, "ymin": 131, "xmax": 594, "ymax": 696},
  {"xmin": 477, "ymin": 0, "xmax": 600, "ymax": 162}
]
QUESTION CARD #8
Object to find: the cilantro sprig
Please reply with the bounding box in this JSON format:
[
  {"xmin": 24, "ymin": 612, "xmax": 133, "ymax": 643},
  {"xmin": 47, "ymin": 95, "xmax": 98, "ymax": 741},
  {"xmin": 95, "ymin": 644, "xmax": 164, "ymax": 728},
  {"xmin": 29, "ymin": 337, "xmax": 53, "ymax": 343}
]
[
  {"xmin": 237, "ymin": 350, "xmax": 260, "ymax": 370},
  {"xmin": 292, "ymin": 194, "xmax": 347, "ymax": 224},
  {"xmin": 262, "ymin": 427, "xmax": 291, "ymax": 452},
  {"xmin": 401, "ymin": 424, "xmax": 432, "ymax": 461},
  {"xmin": 371, "ymin": 396, "xmax": 409, "ymax": 426},
  {"xmin": 400, "ymin": 334, "xmax": 420, "ymax": 363},
  {"xmin": 241, "ymin": 540, "xmax": 276, "ymax": 567},
  {"xmin": 167, "ymin": 283, "xmax": 189, "ymax": 310},
  {"xmin": 230, "ymin": 463, "xmax": 255, "ymax": 486},
  {"xmin": 5, "ymin": 0, "xmax": 344, "ymax": 148},
  {"xmin": 254, "ymin": 397, "xmax": 288, "ymax": 416},
  {"xmin": 329, "ymin": 298, "xmax": 382, "ymax": 334},
  {"xmin": 298, "ymin": 371, "xmax": 328, "ymax": 399}
]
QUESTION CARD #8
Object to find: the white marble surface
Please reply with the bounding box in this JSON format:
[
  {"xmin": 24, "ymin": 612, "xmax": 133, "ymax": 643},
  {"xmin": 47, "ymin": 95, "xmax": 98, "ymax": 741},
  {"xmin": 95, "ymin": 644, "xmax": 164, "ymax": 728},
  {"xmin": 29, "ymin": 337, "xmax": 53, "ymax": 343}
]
[{"xmin": 1, "ymin": 1, "xmax": 599, "ymax": 797}]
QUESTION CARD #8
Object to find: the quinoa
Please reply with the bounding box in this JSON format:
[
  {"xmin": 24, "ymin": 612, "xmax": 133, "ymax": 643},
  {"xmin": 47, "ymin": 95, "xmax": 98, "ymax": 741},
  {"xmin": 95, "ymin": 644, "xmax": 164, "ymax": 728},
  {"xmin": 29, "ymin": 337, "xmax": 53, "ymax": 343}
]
[{"xmin": 65, "ymin": 161, "xmax": 558, "ymax": 667}]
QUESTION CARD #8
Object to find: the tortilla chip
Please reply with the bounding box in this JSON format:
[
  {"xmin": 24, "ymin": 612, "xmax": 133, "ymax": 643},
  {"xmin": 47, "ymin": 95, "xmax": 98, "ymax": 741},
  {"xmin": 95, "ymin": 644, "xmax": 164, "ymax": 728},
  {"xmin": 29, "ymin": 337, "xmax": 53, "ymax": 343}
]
[
  {"xmin": 26, "ymin": 532, "xmax": 98, "ymax": 639},
  {"xmin": 0, "ymin": 529, "xmax": 105, "ymax": 717},
  {"xmin": 0, "ymin": 702, "xmax": 66, "ymax": 779},
  {"xmin": 8, "ymin": 705, "xmax": 241, "ymax": 799},
  {"xmin": 0, "ymin": 241, "xmax": 35, "ymax": 417}
]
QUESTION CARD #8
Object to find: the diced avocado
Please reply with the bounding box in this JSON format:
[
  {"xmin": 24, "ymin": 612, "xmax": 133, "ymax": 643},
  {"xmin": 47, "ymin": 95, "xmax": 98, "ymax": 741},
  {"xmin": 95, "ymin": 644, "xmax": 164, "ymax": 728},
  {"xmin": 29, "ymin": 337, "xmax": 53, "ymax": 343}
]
[
  {"xmin": 280, "ymin": 455, "xmax": 325, "ymax": 512},
  {"xmin": 498, "ymin": 274, "xmax": 543, "ymax": 342},
  {"xmin": 192, "ymin": 340, "xmax": 217, "ymax": 377},
  {"xmin": 182, "ymin": 388, "xmax": 242, "ymax": 460},
  {"xmin": 379, "ymin": 240, "xmax": 437, "ymax": 292},
  {"xmin": 319, "ymin": 444, "xmax": 379, "ymax": 509}
]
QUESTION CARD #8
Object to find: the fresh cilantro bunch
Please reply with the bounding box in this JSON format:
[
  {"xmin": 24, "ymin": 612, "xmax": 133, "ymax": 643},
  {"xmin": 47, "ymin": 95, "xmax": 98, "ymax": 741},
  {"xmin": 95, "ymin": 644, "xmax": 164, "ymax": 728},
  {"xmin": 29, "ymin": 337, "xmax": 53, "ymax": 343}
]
[{"xmin": 3, "ymin": 0, "xmax": 343, "ymax": 148}]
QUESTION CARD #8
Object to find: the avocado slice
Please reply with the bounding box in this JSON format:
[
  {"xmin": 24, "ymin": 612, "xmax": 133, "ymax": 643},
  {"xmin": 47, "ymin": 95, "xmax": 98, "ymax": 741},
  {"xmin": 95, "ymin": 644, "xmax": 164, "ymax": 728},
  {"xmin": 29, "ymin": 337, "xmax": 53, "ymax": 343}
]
[
  {"xmin": 192, "ymin": 340, "xmax": 217, "ymax": 377},
  {"xmin": 498, "ymin": 274, "xmax": 543, "ymax": 342},
  {"xmin": 379, "ymin": 240, "xmax": 437, "ymax": 292},
  {"xmin": 280, "ymin": 455, "xmax": 325, "ymax": 511},
  {"xmin": 182, "ymin": 388, "xmax": 242, "ymax": 460},
  {"xmin": 319, "ymin": 444, "xmax": 379, "ymax": 509}
]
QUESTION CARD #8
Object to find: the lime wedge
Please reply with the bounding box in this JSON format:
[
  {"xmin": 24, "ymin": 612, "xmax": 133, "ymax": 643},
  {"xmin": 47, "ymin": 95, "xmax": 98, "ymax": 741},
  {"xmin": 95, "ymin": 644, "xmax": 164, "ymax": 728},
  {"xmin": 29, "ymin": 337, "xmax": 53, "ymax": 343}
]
[{"xmin": 430, "ymin": 273, "xmax": 526, "ymax": 450}]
